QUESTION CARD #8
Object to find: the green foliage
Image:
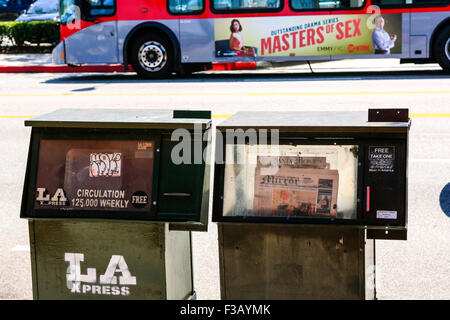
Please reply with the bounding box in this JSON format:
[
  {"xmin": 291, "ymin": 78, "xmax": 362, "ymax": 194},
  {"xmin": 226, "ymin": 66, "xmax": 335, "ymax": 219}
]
[
  {"xmin": 0, "ymin": 23, "xmax": 8, "ymax": 47},
  {"xmin": 0, "ymin": 21, "xmax": 59, "ymax": 47}
]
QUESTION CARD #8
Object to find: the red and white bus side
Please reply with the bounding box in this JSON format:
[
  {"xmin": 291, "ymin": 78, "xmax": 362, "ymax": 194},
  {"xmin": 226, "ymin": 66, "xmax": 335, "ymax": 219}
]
[{"xmin": 53, "ymin": 0, "xmax": 450, "ymax": 78}]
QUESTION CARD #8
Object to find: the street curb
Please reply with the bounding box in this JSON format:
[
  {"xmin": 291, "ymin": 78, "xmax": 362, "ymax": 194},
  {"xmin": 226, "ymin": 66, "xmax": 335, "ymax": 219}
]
[
  {"xmin": 211, "ymin": 62, "xmax": 257, "ymax": 71},
  {"xmin": 0, "ymin": 62, "xmax": 257, "ymax": 73}
]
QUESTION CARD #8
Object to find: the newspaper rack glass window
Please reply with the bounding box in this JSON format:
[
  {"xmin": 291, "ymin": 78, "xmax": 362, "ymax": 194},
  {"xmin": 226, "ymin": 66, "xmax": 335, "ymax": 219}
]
[
  {"xmin": 212, "ymin": 110, "xmax": 410, "ymax": 234},
  {"xmin": 222, "ymin": 143, "xmax": 359, "ymax": 221},
  {"xmin": 20, "ymin": 109, "xmax": 211, "ymax": 231},
  {"xmin": 33, "ymin": 138, "xmax": 155, "ymax": 214}
]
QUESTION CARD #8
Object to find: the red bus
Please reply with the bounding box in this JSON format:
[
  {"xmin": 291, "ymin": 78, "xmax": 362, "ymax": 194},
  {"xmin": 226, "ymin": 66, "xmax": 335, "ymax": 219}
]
[{"xmin": 53, "ymin": 0, "xmax": 450, "ymax": 78}]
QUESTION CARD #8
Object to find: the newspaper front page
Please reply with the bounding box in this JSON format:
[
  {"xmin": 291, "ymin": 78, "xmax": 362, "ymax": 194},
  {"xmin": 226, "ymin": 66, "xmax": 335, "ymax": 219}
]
[{"xmin": 253, "ymin": 156, "xmax": 339, "ymax": 217}]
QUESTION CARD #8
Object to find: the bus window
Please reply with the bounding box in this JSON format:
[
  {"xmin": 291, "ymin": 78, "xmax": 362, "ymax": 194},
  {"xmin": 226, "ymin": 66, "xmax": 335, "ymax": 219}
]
[
  {"xmin": 168, "ymin": 0, "xmax": 204, "ymax": 14},
  {"xmin": 60, "ymin": 0, "xmax": 78, "ymax": 25},
  {"xmin": 408, "ymin": 0, "xmax": 449, "ymax": 4},
  {"xmin": 86, "ymin": 0, "xmax": 115, "ymax": 16},
  {"xmin": 291, "ymin": 0, "xmax": 365, "ymax": 10},
  {"xmin": 373, "ymin": 0, "xmax": 449, "ymax": 6},
  {"xmin": 371, "ymin": 0, "xmax": 403, "ymax": 5},
  {"xmin": 212, "ymin": 0, "xmax": 281, "ymax": 11}
]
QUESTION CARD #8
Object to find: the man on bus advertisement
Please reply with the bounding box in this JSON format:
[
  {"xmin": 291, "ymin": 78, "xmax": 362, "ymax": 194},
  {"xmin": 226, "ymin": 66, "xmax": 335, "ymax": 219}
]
[
  {"xmin": 214, "ymin": 14, "xmax": 402, "ymax": 58},
  {"xmin": 372, "ymin": 15, "xmax": 398, "ymax": 54}
]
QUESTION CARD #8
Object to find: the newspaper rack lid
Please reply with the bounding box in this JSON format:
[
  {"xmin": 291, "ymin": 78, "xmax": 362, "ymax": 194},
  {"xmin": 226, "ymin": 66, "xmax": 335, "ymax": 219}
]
[
  {"xmin": 25, "ymin": 108, "xmax": 211, "ymax": 130},
  {"xmin": 217, "ymin": 110, "xmax": 411, "ymax": 133}
]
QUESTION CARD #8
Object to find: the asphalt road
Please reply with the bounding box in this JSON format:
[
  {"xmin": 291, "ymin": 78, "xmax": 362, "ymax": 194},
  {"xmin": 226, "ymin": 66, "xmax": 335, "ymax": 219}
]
[{"xmin": 0, "ymin": 60, "xmax": 449, "ymax": 300}]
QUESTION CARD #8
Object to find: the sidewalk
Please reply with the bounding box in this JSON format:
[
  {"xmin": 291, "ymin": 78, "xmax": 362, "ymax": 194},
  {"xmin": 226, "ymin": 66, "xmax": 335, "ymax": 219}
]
[
  {"xmin": 0, "ymin": 53, "xmax": 258, "ymax": 73},
  {"xmin": 0, "ymin": 54, "xmax": 52, "ymax": 66},
  {"xmin": 0, "ymin": 53, "xmax": 443, "ymax": 73},
  {"xmin": 218, "ymin": 58, "xmax": 443, "ymax": 73},
  {"xmin": 0, "ymin": 53, "xmax": 132, "ymax": 73}
]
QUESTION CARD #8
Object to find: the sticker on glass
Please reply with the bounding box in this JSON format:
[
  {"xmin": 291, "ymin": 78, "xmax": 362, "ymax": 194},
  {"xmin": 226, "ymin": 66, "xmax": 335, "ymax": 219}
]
[
  {"xmin": 376, "ymin": 210, "xmax": 397, "ymax": 219},
  {"xmin": 137, "ymin": 141, "xmax": 153, "ymax": 150},
  {"xmin": 369, "ymin": 146, "xmax": 395, "ymax": 173},
  {"xmin": 131, "ymin": 191, "xmax": 149, "ymax": 209},
  {"xmin": 90, "ymin": 153, "xmax": 121, "ymax": 177}
]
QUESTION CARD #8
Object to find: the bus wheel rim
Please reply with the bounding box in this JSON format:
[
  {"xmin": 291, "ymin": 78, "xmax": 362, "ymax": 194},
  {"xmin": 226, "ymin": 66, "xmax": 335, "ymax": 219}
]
[
  {"xmin": 446, "ymin": 37, "xmax": 450, "ymax": 62},
  {"xmin": 138, "ymin": 41, "xmax": 167, "ymax": 72}
]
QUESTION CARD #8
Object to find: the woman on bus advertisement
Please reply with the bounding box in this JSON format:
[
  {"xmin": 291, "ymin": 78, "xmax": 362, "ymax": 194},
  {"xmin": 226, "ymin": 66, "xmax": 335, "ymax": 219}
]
[
  {"xmin": 215, "ymin": 14, "xmax": 402, "ymax": 58},
  {"xmin": 228, "ymin": 19, "xmax": 257, "ymax": 57}
]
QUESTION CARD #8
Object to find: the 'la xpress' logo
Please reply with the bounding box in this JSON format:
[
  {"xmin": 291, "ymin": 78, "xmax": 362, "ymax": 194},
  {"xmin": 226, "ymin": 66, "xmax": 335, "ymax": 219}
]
[{"xmin": 65, "ymin": 253, "xmax": 136, "ymax": 296}]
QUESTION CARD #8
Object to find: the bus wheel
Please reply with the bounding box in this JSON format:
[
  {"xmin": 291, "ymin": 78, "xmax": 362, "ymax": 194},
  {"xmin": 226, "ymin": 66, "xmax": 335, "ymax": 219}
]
[
  {"xmin": 130, "ymin": 33, "xmax": 174, "ymax": 79},
  {"xmin": 434, "ymin": 26, "xmax": 450, "ymax": 72}
]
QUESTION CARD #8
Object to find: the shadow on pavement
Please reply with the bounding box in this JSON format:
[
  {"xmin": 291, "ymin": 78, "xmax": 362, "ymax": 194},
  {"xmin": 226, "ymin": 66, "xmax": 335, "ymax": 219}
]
[{"xmin": 43, "ymin": 69, "xmax": 450, "ymax": 84}]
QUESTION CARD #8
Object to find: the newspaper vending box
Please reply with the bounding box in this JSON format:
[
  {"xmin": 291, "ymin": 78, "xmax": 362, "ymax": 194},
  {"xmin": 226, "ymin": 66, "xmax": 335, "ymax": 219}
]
[
  {"xmin": 213, "ymin": 109, "xmax": 410, "ymax": 299},
  {"xmin": 20, "ymin": 108, "xmax": 211, "ymax": 300}
]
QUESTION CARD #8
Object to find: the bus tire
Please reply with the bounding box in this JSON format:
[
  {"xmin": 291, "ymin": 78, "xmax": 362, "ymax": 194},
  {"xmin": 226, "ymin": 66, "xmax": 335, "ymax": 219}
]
[
  {"xmin": 130, "ymin": 33, "xmax": 174, "ymax": 79},
  {"xmin": 434, "ymin": 26, "xmax": 450, "ymax": 72}
]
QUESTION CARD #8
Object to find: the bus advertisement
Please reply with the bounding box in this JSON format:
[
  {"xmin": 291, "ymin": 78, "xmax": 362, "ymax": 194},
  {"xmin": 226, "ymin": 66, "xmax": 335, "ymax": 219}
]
[
  {"xmin": 214, "ymin": 14, "xmax": 403, "ymax": 57},
  {"xmin": 53, "ymin": 0, "xmax": 450, "ymax": 78}
]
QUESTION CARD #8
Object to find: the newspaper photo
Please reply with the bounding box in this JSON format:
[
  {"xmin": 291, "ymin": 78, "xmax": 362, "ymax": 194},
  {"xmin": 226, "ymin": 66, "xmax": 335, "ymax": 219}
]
[{"xmin": 253, "ymin": 156, "xmax": 339, "ymax": 217}]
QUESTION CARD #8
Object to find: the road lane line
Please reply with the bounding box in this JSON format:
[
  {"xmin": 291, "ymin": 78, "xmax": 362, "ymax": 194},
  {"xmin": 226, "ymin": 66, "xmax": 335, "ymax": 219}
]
[
  {"xmin": 212, "ymin": 114, "xmax": 233, "ymax": 119},
  {"xmin": 211, "ymin": 114, "xmax": 450, "ymax": 119},
  {"xmin": 0, "ymin": 90, "xmax": 450, "ymax": 97},
  {"xmin": 1, "ymin": 113, "xmax": 450, "ymax": 119},
  {"xmin": 409, "ymin": 113, "xmax": 450, "ymax": 118},
  {"xmin": 0, "ymin": 116, "xmax": 35, "ymax": 119},
  {"xmin": 246, "ymin": 91, "xmax": 450, "ymax": 96}
]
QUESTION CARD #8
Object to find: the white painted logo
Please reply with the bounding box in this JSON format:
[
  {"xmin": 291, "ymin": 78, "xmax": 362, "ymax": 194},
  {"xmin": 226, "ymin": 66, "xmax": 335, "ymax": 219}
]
[
  {"xmin": 36, "ymin": 188, "xmax": 68, "ymax": 206},
  {"xmin": 65, "ymin": 253, "xmax": 136, "ymax": 296}
]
